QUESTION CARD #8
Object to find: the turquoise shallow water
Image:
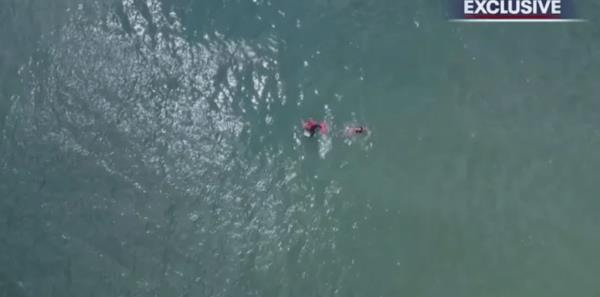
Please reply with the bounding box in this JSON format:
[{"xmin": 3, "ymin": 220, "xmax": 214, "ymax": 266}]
[{"xmin": 2, "ymin": 0, "xmax": 600, "ymax": 296}]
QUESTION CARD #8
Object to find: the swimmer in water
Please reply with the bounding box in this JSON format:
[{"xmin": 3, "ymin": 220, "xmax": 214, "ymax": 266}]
[
  {"xmin": 345, "ymin": 125, "xmax": 367, "ymax": 136},
  {"xmin": 348, "ymin": 126, "xmax": 367, "ymax": 134},
  {"xmin": 303, "ymin": 119, "xmax": 328, "ymax": 137}
]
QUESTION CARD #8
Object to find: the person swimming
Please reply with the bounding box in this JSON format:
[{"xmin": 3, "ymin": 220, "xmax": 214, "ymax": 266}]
[
  {"xmin": 303, "ymin": 119, "xmax": 328, "ymax": 137},
  {"xmin": 350, "ymin": 126, "xmax": 366, "ymax": 134},
  {"xmin": 345, "ymin": 125, "xmax": 367, "ymax": 136},
  {"xmin": 303, "ymin": 119, "xmax": 367, "ymax": 138}
]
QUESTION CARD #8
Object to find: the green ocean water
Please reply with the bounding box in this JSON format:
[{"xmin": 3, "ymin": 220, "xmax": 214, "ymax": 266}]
[{"xmin": 2, "ymin": 0, "xmax": 600, "ymax": 296}]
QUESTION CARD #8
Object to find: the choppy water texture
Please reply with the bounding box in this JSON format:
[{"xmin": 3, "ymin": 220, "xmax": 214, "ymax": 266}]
[{"xmin": 2, "ymin": 0, "xmax": 600, "ymax": 296}]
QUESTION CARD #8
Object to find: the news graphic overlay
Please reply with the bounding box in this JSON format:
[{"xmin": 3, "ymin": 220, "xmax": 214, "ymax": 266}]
[{"xmin": 450, "ymin": 0, "xmax": 585, "ymax": 22}]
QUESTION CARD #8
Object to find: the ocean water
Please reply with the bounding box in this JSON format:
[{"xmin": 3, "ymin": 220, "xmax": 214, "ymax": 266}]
[{"xmin": 2, "ymin": 0, "xmax": 600, "ymax": 296}]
